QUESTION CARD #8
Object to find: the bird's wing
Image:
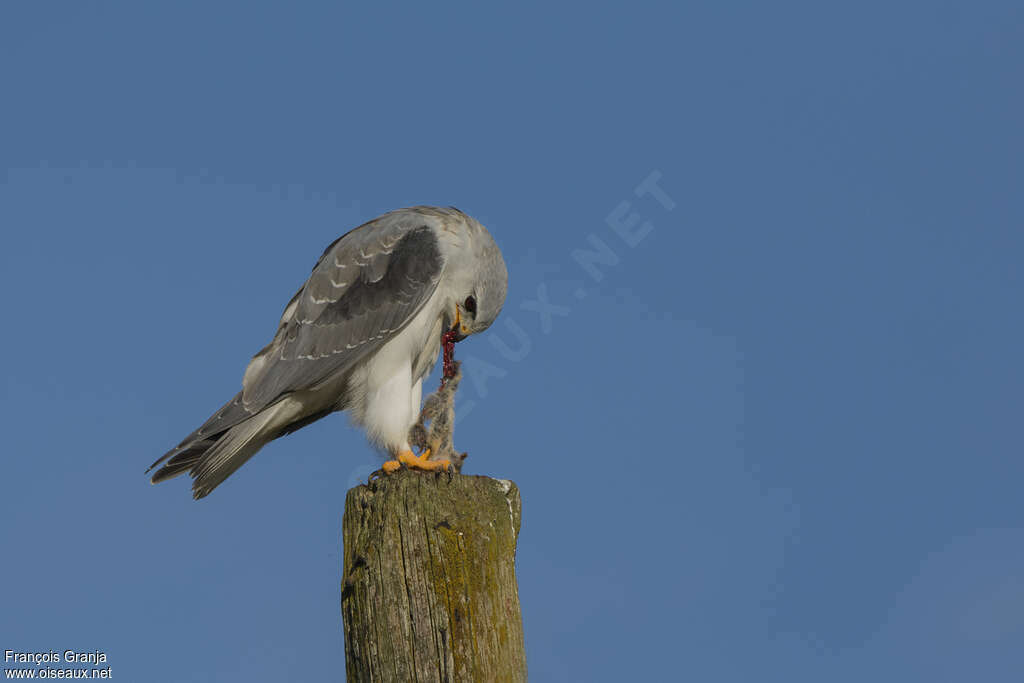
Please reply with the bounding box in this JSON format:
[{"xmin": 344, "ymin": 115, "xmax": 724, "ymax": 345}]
[{"xmin": 240, "ymin": 211, "xmax": 446, "ymax": 412}]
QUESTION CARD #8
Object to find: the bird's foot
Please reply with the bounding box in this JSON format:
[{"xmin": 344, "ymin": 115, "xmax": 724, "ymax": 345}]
[{"xmin": 382, "ymin": 449, "xmax": 451, "ymax": 473}]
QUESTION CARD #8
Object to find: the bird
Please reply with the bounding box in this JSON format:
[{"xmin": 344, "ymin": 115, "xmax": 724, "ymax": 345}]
[{"xmin": 147, "ymin": 206, "xmax": 508, "ymax": 499}]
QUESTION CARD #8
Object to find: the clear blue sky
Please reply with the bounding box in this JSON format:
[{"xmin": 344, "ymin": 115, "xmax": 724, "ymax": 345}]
[{"xmin": 2, "ymin": 2, "xmax": 1022, "ymax": 681}]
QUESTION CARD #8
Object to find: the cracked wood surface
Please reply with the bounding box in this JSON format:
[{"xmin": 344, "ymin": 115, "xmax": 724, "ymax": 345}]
[{"xmin": 341, "ymin": 470, "xmax": 526, "ymax": 682}]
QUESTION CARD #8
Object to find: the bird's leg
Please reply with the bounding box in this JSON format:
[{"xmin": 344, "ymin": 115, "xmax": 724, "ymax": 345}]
[
  {"xmin": 381, "ymin": 448, "xmax": 450, "ymax": 473},
  {"xmin": 400, "ymin": 449, "xmax": 451, "ymax": 471},
  {"xmin": 382, "ymin": 312, "xmax": 462, "ymax": 475}
]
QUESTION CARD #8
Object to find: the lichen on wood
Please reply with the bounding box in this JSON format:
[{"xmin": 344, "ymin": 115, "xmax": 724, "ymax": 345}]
[{"xmin": 341, "ymin": 469, "xmax": 526, "ymax": 682}]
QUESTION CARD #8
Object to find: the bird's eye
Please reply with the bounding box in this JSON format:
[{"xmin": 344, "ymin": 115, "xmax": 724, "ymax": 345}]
[{"xmin": 464, "ymin": 296, "xmax": 477, "ymax": 315}]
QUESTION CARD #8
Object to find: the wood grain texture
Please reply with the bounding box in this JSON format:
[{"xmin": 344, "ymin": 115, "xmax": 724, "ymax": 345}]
[{"xmin": 342, "ymin": 470, "xmax": 526, "ymax": 682}]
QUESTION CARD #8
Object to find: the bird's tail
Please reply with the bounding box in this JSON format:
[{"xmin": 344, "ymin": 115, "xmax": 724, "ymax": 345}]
[
  {"xmin": 148, "ymin": 439, "xmax": 217, "ymax": 484},
  {"xmin": 150, "ymin": 401, "xmax": 295, "ymax": 499}
]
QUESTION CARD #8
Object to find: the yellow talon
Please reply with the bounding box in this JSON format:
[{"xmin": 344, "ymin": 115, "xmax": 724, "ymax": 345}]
[
  {"xmin": 395, "ymin": 449, "xmax": 451, "ymax": 472},
  {"xmin": 381, "ymin": 460, "xmax": 402, "ymax": 474}
]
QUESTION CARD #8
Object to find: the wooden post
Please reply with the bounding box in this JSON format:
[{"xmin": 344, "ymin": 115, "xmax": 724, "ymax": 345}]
[{"xmin": 341, "ymin": 469, "xmax": 527, "ymax": 682}]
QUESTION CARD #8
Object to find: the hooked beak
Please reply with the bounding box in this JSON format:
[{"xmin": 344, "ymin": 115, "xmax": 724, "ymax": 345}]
[{"xmin": 450, "ymin": 308, "xmax": 470, "ymax": 342}]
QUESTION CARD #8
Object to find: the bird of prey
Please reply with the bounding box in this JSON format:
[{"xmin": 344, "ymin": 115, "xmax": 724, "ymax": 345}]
[{"xmin": 147, "ymin": 206, "xmax": 508, "ymax": 499}]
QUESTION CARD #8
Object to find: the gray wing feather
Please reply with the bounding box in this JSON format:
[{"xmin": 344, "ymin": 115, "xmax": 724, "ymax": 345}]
[{"xmin": 240, "ymin": 211, "xmax": 445, "ymax": 410}]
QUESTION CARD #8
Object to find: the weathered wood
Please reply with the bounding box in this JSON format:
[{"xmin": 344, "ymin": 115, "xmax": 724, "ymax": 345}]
[{"xmin": 341, "ymin": 469, "xmax": 526, "ymax": 682}]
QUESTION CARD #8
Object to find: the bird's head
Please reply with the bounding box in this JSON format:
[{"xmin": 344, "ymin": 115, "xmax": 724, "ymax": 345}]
[{"xmin": 447, "ymin": 218, "xmax": 508, "ymax": 342}]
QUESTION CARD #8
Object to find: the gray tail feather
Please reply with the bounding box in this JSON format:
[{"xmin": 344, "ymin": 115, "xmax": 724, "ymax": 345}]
[
  {"xmin": 188, "ymin": 410, "xmax": 279, "ymax": 499},
  {"xmin": 149, "ymin": 439, "xmax": 217, "ymax": 484},
  {"xmin": 149, "ymin": 406, "xmax": 282, "ymax": 499},
  {"xmin": 146, "ymin": 391, "xmax": 251, "ymax": 476}
]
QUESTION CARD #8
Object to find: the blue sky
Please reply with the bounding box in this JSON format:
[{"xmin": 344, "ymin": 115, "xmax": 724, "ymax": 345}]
[{"xmin": 2, "ymin": 2, "xmax": 1023, "ymax": 681}]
